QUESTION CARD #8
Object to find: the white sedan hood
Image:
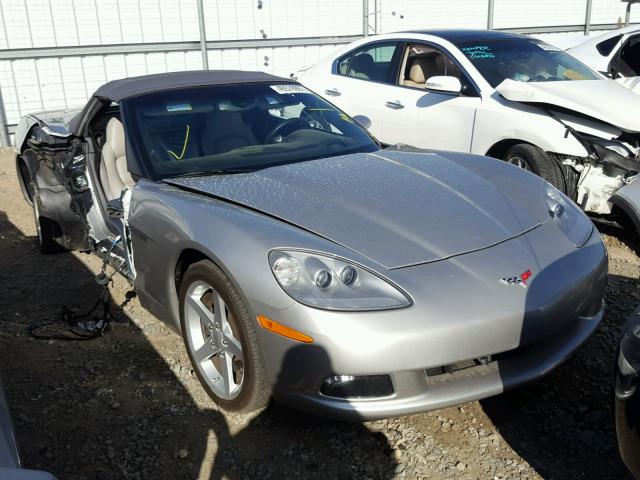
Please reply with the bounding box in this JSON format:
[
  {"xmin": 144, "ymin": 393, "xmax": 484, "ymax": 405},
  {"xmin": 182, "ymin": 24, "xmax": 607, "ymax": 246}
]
[{"xmin": 496, "ymin": 79, "xmax": 640, "ymax": 132}]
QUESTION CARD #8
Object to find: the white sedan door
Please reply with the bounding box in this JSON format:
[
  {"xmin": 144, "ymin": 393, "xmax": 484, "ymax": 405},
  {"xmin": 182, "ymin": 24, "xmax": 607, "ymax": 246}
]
[
  {"xmin": 302, "ymin": 40, "xmax": 480, "ymax": 152},
  {"xmin": 372, "ymin": 81, "xmax": 480, "ymax": 151},
  {"xmin": 380, "ymin": 43, "xmax": 480, "ymax": 151},
  {"xmin": 301, "ymin": 41, "xmax": 404, "ymax": 142}
]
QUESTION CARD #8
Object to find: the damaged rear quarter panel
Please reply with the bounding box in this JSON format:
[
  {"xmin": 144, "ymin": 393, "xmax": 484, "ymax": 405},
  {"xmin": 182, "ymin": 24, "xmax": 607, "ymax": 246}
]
[{"xmin": 19, "ymin": 117, "xmax": 93, "ymax": 252}]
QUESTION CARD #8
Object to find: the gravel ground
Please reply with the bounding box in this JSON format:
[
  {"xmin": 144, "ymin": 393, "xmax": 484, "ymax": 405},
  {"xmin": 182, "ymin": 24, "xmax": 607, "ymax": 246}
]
[{"xmin": 0, "ymin": 146, "xmax": 638, "ymax": 480}]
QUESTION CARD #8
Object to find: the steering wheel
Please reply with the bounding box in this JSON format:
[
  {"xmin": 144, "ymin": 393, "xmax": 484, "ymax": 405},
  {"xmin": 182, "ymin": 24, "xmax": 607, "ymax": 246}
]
[
  {"xmin": 264, "ymin": 118, "xmax": 312, "ymax": 144},
  {"xmin": 301, "ymin": 108, "xmax": 331, "ymax": 131}
]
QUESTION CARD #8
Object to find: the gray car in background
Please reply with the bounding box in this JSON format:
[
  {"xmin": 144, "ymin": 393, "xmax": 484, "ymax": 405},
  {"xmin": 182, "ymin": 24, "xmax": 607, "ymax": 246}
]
[
  {"xmin": 13, "ymin": 71, "xmax": 607, "ymax": 420},
  {"xmin": 0, "ymin": 380, "xmax": 57, "ymax": 479},
  {"xmin": 615, "ymin": 307, "xmax": 640, "ymax": 479}
]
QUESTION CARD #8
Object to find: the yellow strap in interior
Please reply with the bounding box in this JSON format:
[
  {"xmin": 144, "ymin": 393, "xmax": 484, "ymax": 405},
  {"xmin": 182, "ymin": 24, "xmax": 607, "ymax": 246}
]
[{"xmin": 168, "ymin": 124, "xmax": 190, "ymax": 160}]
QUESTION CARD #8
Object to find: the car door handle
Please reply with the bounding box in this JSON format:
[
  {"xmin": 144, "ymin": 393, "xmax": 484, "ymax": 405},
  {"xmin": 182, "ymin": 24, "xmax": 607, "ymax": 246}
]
[
  {"xmin": 385, "ymin": 100, "xmax": 404, "ymax": 109},
  {"xmin": 325, "ymin": 88, "xmax": 341, "ymax": 96}
]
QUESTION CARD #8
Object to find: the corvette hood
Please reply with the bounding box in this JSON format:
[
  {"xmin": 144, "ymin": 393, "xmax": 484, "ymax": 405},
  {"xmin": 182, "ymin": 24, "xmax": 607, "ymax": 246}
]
[
  {"xmin": 166, "ymin": 151, "xmax": 541, "ymax": 269},
  {"xmin": 496, "ymin": 79, "xmax": 640, "ymax": 132}
]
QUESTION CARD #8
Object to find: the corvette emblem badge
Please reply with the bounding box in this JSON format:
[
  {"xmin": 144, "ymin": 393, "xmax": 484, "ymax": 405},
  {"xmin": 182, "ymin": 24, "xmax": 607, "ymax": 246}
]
[{"xmin": 500, "ymin": 269, "xmax": 532, "ymax": 289}]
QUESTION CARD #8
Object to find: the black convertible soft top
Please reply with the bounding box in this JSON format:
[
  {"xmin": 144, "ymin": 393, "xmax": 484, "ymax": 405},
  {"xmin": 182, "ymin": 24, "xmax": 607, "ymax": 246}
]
[{"xmin": 94, "ymin": 70, "xmax": 290, "ymax": 102}]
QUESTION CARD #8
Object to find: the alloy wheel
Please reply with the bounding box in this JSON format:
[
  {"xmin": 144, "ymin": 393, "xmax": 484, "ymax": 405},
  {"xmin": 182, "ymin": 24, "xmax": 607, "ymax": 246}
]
[
  {"xmin": 183, "ymin": 280, "xmax": 244, "ymax": 400},
  {"xmin": 507, "ymin": 155, "xmax": 533, "ymax": 171}
]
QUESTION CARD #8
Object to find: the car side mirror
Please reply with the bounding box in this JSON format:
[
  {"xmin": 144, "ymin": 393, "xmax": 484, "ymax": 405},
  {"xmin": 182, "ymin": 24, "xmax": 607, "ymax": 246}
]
[
  {"xmin": 424, "ymin": 76, "xmax": 462, "ymax": 94},
  {"xmin": 352, "ymin": 115, "xmax": 371, "ymax": 129}
]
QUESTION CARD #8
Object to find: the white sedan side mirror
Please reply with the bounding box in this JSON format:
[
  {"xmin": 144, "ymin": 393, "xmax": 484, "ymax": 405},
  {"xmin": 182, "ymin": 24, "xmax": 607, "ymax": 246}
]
[
  {"xmin": 352, "ymin": 115, "xmax": 371, "ymax": 129},
  {"xmin": 425, "ymin": 76, "xmax": 462, "ymax": 94}
]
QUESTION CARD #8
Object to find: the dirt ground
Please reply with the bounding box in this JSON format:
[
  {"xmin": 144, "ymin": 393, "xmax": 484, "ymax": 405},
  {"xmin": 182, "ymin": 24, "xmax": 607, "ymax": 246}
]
[{"xmin": 0, "ymin": 146, "xmax": 638, "ymax": 480}]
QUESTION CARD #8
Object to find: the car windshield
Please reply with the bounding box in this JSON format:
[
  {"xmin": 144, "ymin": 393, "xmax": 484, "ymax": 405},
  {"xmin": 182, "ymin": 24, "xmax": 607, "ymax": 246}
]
[
  {"xmin": 122, "ymin": 83, "xmax": 378, "ymax": 179},
  {"xmin": 457, "ymin": 38, "xmax": 601, "ymax": 88}
]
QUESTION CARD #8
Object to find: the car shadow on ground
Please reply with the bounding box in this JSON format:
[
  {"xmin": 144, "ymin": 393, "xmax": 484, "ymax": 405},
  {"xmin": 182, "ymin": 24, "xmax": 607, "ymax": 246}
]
[
  {"xmin": 482, "ymin": 265, "xmax": 640, "ymax": 479},
  {"xmin": 0, "ymin": 211, "xmax": 397, "ymax": 479},
  {"xmin": 209, "ymin": 344, "xmax": 398, "ymax": 480}
]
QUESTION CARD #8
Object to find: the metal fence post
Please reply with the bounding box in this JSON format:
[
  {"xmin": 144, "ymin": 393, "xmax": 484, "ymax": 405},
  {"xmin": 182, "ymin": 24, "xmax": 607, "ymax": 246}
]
[
  {"xmin": 584, "ymin": 0, "xmax": 593, "ymax": 35},
  {"xmin": 487, "ymin": 0, "xmax": 495, "ymax": 29},
  {"xmin": 373, "ymin": 0, "xmax": 378, "ymax": 34},
  {"xmin": 363, "ymin": 0, "xmax": 369, "ymax": 37},
  {"xmin": 0, "ymin": 85, "xmax": 10, "ymax": 148},
  {"xmin": 196, "ymin": 0, "xmax": 209, "ymax": 70}
]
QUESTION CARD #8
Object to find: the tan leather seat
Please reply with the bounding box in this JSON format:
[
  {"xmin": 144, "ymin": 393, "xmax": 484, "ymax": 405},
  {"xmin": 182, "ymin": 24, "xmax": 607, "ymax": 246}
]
[
  {"xmin": 402, "ymin": 56, "xmax": 439, "ymax": 88},
  {"xmin": 100, "ymin": 118, "xmax": 134, "ymax": 201}
]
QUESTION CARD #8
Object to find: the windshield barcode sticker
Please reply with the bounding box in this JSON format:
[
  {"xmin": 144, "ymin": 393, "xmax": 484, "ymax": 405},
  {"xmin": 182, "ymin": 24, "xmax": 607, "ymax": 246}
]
[
  {"xmin": 270, "ymin": 84, "xmax": 308, "ymax": 94},
  {"xmin": 538, "ymin": 43, "xmax": 562, "ymax": 52}
]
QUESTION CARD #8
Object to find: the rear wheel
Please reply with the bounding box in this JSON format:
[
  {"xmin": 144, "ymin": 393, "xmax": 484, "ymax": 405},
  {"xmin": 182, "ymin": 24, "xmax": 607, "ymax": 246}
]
[
  {"xmin": 504, "ymin": 143, "xmax": 566, "ymax": 193},
  {"xmin": 179, "ymin": 260, "xmax": 270, "ymax": 412},
  {"xmin": 31, "ymin": 184, "xmax": 66, "ymax": 254}
]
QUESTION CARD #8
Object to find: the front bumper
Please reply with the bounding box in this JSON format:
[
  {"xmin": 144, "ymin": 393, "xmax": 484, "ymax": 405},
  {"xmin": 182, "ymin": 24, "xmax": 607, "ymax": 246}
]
[
  {"xmin": 278, "ymin": 304, "xmax": 603, "ymax": 421},
  {"xmin": 257, "ymin": 224, "xmax": 607, "ymax": 421}
]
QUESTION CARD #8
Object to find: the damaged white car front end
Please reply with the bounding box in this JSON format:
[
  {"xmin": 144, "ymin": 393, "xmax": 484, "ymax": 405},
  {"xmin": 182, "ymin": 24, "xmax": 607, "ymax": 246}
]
[
  {"xmin": 299, "ymin": 29, "xmax": 640, "ymax": 231},
  {"xmin": 495, "ymin": 78, "xmax": 640, "ymax": 224}
]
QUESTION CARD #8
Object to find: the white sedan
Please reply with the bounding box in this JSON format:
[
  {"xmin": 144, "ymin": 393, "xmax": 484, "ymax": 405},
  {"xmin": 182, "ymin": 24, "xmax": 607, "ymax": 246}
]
[
  {"xmin": 568, "ymin": 25, "xmax": 640, "ymax": 92},
  {"xmin": 299, "ymin": 29, "xmax": 640, "ymax": 231}
]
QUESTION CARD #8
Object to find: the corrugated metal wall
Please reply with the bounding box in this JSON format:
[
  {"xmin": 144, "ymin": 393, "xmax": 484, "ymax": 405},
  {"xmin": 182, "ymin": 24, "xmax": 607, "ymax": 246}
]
[
  {"xmin": 376, "ymin": 0, "xmax": 640, "ymax": 31},
  {"xmin": 0, "ymin": 0, "xmax": 638, "ymax": 130},
  {"xmin": 0, "ymin": 0, "xmax": 363, "ymax": 47}
]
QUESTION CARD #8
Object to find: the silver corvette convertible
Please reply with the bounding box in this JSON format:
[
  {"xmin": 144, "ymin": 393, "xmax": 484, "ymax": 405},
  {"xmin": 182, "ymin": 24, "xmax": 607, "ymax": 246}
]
[{"xmin": 14, "ymin": 71, "xmax": 607, "ymax": 420}]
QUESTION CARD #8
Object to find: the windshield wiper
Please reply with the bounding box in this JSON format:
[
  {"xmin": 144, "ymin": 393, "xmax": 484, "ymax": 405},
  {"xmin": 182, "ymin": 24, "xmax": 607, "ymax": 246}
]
[{"xmin": 165, "ymin": 168, "xmax": 256, "ymax": 179}]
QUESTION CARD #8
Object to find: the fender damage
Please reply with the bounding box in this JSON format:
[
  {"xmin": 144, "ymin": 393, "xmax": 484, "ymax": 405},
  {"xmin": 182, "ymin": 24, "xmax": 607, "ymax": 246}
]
[{"xmin": 495, "ymin": 79, "xmax": 640, "ymax": 225}]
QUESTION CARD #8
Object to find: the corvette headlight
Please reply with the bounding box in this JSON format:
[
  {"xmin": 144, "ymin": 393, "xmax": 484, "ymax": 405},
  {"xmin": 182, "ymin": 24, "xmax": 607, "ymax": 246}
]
[
  {"xmin": 269, "ymin": 250, "xmax": 411, "ymax": 311},
  {"xmin": 545, "ymin": 186, "xmax": 593, "ymax": 247}
]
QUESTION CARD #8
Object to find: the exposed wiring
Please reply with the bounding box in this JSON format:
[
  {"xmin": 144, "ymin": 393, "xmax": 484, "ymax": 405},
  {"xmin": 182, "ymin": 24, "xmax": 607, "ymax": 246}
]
[
  {"xmin": 28, "ymin": 284, "xmax": 113, "ymax": 341},
  {"xmin": 28, "ymin": 240, "xmax": 136, "ymax": 342}
]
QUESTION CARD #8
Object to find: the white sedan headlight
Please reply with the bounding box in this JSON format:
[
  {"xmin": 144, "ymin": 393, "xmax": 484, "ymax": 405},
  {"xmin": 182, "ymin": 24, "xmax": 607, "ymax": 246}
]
[
  {"xmin": 269, "ymin": 250, "xmax": 411, "ymax": 311},
  {"xmin": 545, "ymin": 186, "xmax": 593, "ymax": 247}
]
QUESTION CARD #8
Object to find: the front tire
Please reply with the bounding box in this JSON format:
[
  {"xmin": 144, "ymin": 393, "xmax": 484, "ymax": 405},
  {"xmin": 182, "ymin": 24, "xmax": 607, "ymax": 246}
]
[
  {"xmin": 179, "ymin": 260, "xmax": 270, "ymax": 412},
  {"xmin": 504, "ymin": 143, "xmax": 566, "ymax": 193}
]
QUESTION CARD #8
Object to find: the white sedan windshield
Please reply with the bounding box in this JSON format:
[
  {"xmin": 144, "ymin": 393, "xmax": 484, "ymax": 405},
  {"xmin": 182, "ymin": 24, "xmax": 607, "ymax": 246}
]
[{"xmin": 458, "ymin": 38, "xmax": 601, "ymax": 87}]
